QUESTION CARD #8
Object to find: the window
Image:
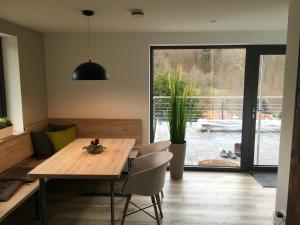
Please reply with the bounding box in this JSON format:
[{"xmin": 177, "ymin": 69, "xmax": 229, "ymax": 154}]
[
  {"xmin": 0, "ymin": 37, "xmax": 7, "ymax": 117},
  {"xmin": 150, "ymin": 45, "xmax": 285, "ymax": 171}
]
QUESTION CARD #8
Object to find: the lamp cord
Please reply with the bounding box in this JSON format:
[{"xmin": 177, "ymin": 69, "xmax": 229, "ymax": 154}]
[{"xmin": 87, "ymin": 16, "xmax": 91, "ymax": 61}]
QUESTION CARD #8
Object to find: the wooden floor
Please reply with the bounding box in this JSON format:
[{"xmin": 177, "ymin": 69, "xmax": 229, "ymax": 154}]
[{"xmin": 2, "ymin": 172, "xmax": 276, "ymax": 225}]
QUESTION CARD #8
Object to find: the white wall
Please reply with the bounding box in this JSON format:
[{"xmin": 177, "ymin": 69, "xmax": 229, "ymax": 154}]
[
  {"xmin": 0, "ymin": 18, "xmax": 47, "ymax": 127},
  {"xmin": 45, "ymin": 31, "xmax": 286, "ymax": 144},
  {"xmin": 275, "ymin": 0, "xmax": 300, "ymax": 216},
  {"xmin": 1, "ymin": 35, "xmax": 24, "ymax": 131}
]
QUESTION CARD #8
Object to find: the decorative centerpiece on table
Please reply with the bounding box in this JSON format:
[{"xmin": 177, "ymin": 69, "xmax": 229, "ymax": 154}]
[{"xmin": 83, "ymin": 138, "xmax": 105, "ymax": 154}]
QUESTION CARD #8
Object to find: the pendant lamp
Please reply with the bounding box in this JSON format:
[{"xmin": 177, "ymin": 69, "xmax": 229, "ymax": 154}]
[{"xmin": 72, "ymin": 10, "xmax": 109, "ymax": 80}]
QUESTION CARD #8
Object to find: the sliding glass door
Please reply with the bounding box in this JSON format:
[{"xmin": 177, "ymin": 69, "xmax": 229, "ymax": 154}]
[
  {"xmin": 150, "ymin": 45, "xmax": 286, "ymax": 171},
  {"xmin": 251, "ymin": 52, "xmax": 286, "ymax": 169}
]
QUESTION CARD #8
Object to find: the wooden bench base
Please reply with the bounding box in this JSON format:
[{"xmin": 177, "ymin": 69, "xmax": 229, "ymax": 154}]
[{"xmin": 0, "ymin": 157, "xmax": 45, "ymax": 222}]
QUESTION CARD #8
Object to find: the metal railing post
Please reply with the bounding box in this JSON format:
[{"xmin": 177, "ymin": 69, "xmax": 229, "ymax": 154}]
[
  {"xmin": 153, "ymin": 98, "xmax": 156, "ymax": 140},
  {"xmin": 221, "ymin": 99, "xmax": 224, "ymax": 120},
  {"xmin": 189, "ymin": 98, "xmax": 192, "ymax": 125}
]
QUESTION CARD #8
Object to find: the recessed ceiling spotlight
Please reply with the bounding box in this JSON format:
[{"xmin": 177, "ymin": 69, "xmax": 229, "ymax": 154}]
[
  {"xmin": 131, "ymin": 9, "xmax": 144, "ymax": 17},
  {"xmin": 210, "ymin": 19, "xmax": 217, "ymax": 23}
]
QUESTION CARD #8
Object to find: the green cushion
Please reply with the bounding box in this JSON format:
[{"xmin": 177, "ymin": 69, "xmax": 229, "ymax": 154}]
[{"xmin": 46, "ymin": 126, "xmax": 77, "ymax": 152}]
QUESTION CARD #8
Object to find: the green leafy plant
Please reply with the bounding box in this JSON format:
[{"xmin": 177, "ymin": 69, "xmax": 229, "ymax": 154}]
[
  {"xmin": 0, "ymin": 117, "xmax": 12, "ymax": 129},
  {"xmin": 154, "ymin": 72, "xmax": 197, "ymax": 122},
  {"xmin": 168, "ymin": 66, "xmax": 193, "ymax": 144}
]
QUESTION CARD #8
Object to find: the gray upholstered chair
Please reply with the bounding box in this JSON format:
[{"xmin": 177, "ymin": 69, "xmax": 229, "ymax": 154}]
[
  {"xmin": 138, "ymin": 140, "xmax": 171, "ymax": 156},
  {"xmin": 121, "ymin": 151, "xmax": 173, "ymax": 225},
  {"xmin": 136, "ymin": 140, "xmax": 171, "ymax": 199}
]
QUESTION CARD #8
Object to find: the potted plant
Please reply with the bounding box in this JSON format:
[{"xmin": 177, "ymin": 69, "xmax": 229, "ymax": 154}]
[
  {"xmin": 168, "ymin": 66, "xmax": 193, "ymax": 179},
  {"xmin": 0, "ymin": 117, "xmax": 13, "ymax": 139}
]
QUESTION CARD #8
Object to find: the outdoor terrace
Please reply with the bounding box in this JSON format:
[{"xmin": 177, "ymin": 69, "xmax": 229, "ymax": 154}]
[{"xmin": 153, "ymin": 96, "xmax": 282, "ymax": 167}]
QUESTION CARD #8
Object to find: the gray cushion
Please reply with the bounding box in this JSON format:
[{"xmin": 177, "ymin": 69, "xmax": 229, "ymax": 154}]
[
  {"xmin": 31, "ymin": 131, "xmax": 54, "ymax": 159},
  {"xmin": 0, "ymin": 181, "xmax": 23, "ymax": 202},
  {"xmin": 0, "ymin": 167, "xmax": 35, "ymax": 183}
]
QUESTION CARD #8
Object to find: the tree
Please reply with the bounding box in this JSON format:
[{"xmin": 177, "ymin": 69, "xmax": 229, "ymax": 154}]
[{"xmin": 154, "ymin": 73, "xmax": 170, "ymax": 96}]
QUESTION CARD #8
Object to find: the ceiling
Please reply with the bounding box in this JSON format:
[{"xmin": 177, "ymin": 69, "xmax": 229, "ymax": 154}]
[{"xmin": 0, "ymin": 0, "xmax": 289, "ymax": 34}]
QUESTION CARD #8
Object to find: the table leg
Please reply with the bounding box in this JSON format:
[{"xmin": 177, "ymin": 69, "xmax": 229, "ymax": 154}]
[
  {"xmin": 80, "ymin": 179, "xmax": 84, "ymax": 194},
  {"xmin": 34, "ymin": 192, "xmax": 40, "ymax": 219},
  {"xmin": 39, "ymin": 178, "xmax": 47, "ymax": 225},
  {"xmin": 110, "ymin": 181, "xmax": 115, "ymax": 225}
]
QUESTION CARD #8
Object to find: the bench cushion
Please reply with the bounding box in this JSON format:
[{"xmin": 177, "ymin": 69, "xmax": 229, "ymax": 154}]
[
  {"xmin": 31, "ymin": 131, "xmax": 54, "ymax": 159},
  {"xmin": 0, "ymin": 181, "xmax": 23, "ymax": 202},
  {"xmin": 0, "ymin": 179, "xmax": 39, "ymax": 222},
  {"xmin": 0, "ymin": 167, "xmax": 35, "ymax": 183},
  {"xmin": 46, "ymin": 126, "xmax": 77, "ymax": 151}
]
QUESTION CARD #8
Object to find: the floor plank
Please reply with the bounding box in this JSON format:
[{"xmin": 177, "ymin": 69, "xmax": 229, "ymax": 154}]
[{"xmin": 2, "ymin": 172, "xmax": 276, "ymax": 225}]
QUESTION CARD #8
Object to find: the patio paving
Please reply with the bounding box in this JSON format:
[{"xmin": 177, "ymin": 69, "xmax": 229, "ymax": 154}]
[{"xmin": 154, "ymin": 121, "xmax": 280, "ymax": 166}]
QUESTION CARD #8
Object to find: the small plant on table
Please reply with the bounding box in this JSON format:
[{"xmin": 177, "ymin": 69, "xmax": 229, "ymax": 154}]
[{"xmin": 83, "ymin": 138, "xmax": 106, "ymax": 154}]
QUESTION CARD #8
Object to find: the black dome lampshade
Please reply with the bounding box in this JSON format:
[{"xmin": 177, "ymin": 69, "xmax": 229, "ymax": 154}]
[
  {"xmin": 72, "ymin": 10, "xmax": 109, "ymax": 80},
  {"xmin": 72, "ymin": 59, "xmax": 109, "ymax": 80}
]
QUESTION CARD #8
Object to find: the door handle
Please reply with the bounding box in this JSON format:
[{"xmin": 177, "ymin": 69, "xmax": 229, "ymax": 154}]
[
  {"xmin": 252, "ymin": 108, "xmax": 263, "ymax": 113},
  {"xmin": 252, "ymin": 108, "xmax": 256, "ymax": 119}
]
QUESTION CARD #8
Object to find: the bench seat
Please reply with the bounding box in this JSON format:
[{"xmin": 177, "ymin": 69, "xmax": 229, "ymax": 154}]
[
  {"xmin": 22, "ymin": 157, "xmax": 46, "ymax": 168},
  {"xmin": 0, "ymin": 179, "xmax": 39, "ymax": 222},
  {"xmin": 0, "ymin": 132, "xmax": 45, "ymax": 223}
]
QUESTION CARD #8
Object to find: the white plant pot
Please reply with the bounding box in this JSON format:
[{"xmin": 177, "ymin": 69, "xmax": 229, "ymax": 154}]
[
  {"xmin": 0, "ymin": 126, "xmax": 13, "ymax": 139},
  {"xmin": 169, "ymin": 142, "xmax": 186, "ymax": 179}
]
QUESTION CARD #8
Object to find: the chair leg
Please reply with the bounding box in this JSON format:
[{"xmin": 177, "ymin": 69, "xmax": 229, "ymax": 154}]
[
  {"xmin": 121, "ymin": 195, "xmax": 132, "ymax": 225},
  {"xmin": 160, "ymin": 190, "xmax": 164, "ymax": 199},
  {"xmin": 151, "ymin": 196, "xmax": 160, "ymax": 225},
  {"xmin": 155, "ymin": 194, "xmax": 163, "ymax": 218}
]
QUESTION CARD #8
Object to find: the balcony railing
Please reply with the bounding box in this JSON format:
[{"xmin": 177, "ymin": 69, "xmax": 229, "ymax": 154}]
[{"xmin": 153, "ymin": 96, "xmax": 283, "ymax": 136}]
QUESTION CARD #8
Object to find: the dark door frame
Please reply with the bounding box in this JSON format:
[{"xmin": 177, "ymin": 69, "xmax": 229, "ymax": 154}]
[
  {"xmin": 246, "ymin": 45, "xmax": 286, "ymax": 172},
  {"xmin": 150, "ymin": 44, "xmax": 286, "ymax": 172}
]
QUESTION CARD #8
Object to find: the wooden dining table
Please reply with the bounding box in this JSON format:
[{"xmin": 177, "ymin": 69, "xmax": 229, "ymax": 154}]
[{"xmin": 29, "ymin": 138, "xmax": 136, "ymax": 225}]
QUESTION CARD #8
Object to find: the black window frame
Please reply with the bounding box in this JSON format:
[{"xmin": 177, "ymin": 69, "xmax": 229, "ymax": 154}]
[
  {"xmin": 150, "ymin": 44, "xmax": 286, "ymax": 172},
  {"xmin": 0, "ymin": 37, "xmax": 7, "ymax": 117}
]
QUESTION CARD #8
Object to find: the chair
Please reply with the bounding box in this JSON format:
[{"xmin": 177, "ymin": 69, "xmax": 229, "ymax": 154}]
[
  {"xmin": 138, "ymin": 140, "xmax": 171, "ymax": 156},
  {"xmin": 137, "ymin": 140, "xmax": 171, "ymax": 199},
  {"xmin": 121, "ymin": 151, "xmax": 173, "ymax": 225}
]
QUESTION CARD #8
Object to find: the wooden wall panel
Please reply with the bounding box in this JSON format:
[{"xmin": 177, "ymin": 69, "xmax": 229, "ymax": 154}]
[
  {"xmin": 48, "ymin": 118, "xmax": 142, "ymax": 146},
  {"xmin": 286, "ymin": 43, "xmax": 300, "ymax": 225},
  {"xmin": 287, "ymin": 110, "xmax": 300, "ymax": 225},
  {"xmin": 0, "ymin": 132, "xmax": 33, "ymax": 173},
  {"xmin": 24, "ymin": 119, "xmax": 48, "ymax": 132}
]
